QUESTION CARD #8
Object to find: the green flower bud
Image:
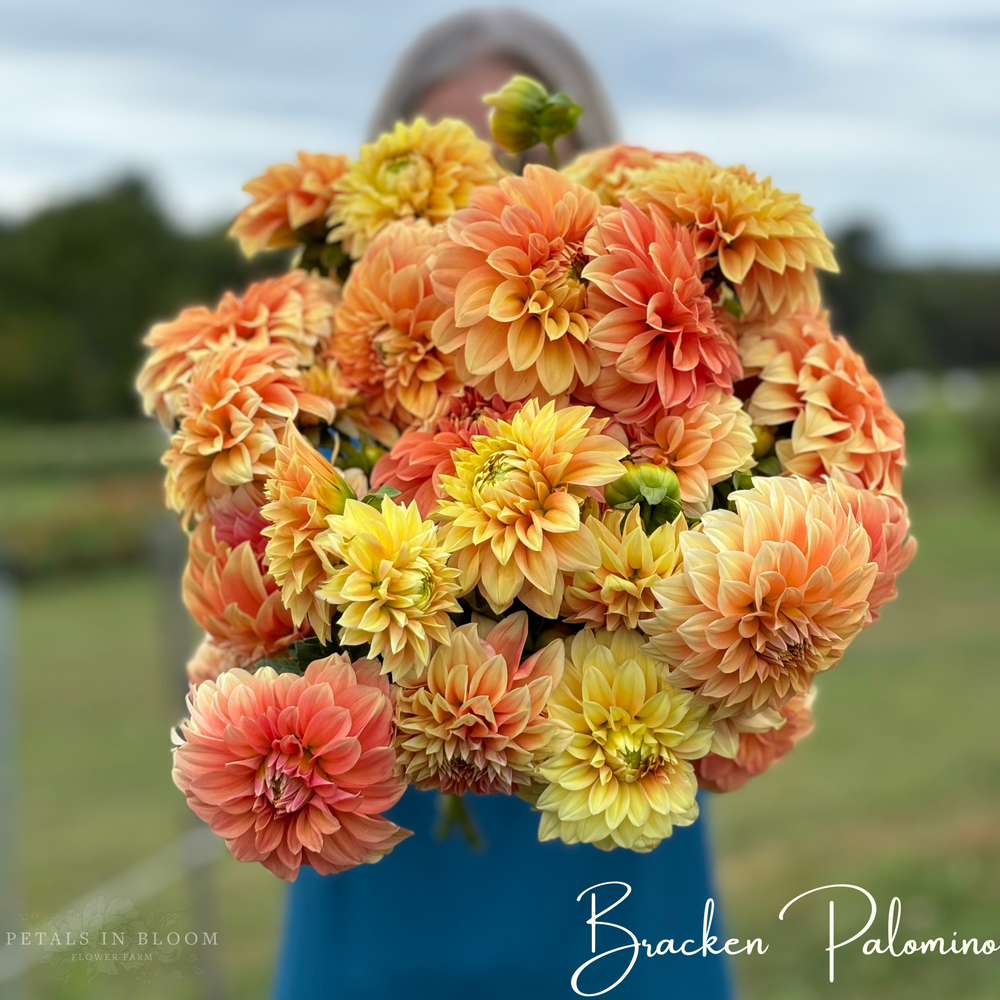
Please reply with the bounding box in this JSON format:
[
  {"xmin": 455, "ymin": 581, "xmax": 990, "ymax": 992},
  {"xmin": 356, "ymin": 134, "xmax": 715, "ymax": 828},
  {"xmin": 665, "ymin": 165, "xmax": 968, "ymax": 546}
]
[
  {"xmin": 483, "ymin": 75, "xmax": 582, "ymax": 155},
  {"xmin": 605, "ymin": 462, "xmax": 681, "ymax": 511},
  {"xmin": 751, "ymin": 424, "xmax": 775, "ymax": 460}
]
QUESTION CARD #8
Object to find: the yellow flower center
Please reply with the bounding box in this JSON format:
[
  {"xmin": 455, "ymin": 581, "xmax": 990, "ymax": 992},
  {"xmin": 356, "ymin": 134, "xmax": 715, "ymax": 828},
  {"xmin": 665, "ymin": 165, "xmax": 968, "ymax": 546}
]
[
  {"xmin": 474, "ymin": 451, "xmax": 515, "ymax": 492},
  {"xmin": 376, "ymin": 152, "xmax": 434, "ymax": 207},
  {"xmin": 600, "ymin": 724, "xmax": 660, "ymax": 782}
]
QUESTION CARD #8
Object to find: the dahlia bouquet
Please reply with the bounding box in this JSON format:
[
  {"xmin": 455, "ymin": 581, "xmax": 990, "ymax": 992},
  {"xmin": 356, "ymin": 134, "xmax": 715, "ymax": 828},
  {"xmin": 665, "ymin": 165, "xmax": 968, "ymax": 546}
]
[{"xmin": 137, "ymin": 77, "xmax": 915, "ymax": 882}]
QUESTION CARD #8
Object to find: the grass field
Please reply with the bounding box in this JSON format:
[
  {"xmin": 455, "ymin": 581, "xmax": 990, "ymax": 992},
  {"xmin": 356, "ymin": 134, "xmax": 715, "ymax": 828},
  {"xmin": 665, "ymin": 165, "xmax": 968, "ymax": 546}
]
[{"xmin": 5, "ymin": 400, "xmax": 999, "ymax": 999}]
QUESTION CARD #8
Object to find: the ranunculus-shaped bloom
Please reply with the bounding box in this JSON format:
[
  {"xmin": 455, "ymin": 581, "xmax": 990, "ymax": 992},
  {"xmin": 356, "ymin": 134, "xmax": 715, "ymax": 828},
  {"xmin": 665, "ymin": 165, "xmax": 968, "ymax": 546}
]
[
  {"xmin": 535, "ymin": 629, "xmax": 715, "ymax": 852},
  {"xmin": 369, "ymin": 391, "xmax": 517, "ymax": 517},
  {"xmin": 138, "ymin": 271, "xmax": 338, "ymax": 427},
  {"xmin": 581, "ymin": 201, "xmax": 743, "ymax": 419},
  {"xmin": 186, "ymin": 636, "xmax": 247, "ymax": 686},
  {"xmin": 564, "ymin": 506, "xmax": 685, "ymax": 631},
  {"xmin": 642, "ymin": 476, "xmax": 876, "ymax": 716},
  {"xmin": 562, "ymin": 145, "xmax": 705, "ymax": 206},
  {"xmin": 625, "ymin": 386, "xmax": 756, "ymax": 513},
  {"xmin": 183, "ymin": 500, "xmax": 307, "ymax": 660},
  {"xmin": 395, "ymin": 613, "xmax": 566, "ymax": 795},
  {"xmin": 172, "ymin": 657, "xmax": 410, "ymax": 881},
  {"xmin": 163, "ymin": 342, "xmax": 337, "ymax": 523},
  {"xmin": 436, "ymin": 399, "xmax": 629, "ymax": 618},
  {"xmin": 330, "ymin": 220, "xmax": 460, "ymax": 426},
  {"xmin": 230, "ymin": 152, "xmax": 350, "ymax": 255},
  {"xmin": 329, "ymin": 118, "xmax": 503, "ymax": 258},
  {"xmin": 622, "ymin": 159, "xmax": 838, "ymax": 315},
  {"xmin": 825, "ymin": 479, "xmax": 916, "ymax": 623},
  {"xmin": 261, "ymin": 424, "xmax": 357, "ymax": 644},
  {"xmin": 696, "ymin": 690, "xmax": 815, "ymax": 793},
  {"xmin": 316, "ymin": 499, "xmax": 460, "ymax": 682},
  {"xmin": 740, "ymin": 310, "xmax": 906, "ymax": 497},
  {"xmin": 431, "ymin": 165, "xmax": 604, "ymax": 400}
]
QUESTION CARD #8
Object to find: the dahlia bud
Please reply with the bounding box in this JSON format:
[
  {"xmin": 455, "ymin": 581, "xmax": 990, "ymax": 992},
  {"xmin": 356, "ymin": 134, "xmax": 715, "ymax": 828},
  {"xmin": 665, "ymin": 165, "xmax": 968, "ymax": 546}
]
[
  {"xmin": 483, "ymin": 75, "xmax": 582, "ymax": 155},
  {"xmin": 751, "ymin": 424, "xmax": 775, "ymax": 460},
  {"xmin": 605, "ymin": 462, "xmax": 681, "ymax": 511}
]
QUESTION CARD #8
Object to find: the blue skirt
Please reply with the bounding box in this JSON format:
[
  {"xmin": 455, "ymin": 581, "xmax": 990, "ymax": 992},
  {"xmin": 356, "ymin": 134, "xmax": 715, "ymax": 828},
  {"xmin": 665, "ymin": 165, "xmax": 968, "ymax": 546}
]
[{"xmin": 273, "ymin": 789, "xmax": 736, "ymax": 1000}]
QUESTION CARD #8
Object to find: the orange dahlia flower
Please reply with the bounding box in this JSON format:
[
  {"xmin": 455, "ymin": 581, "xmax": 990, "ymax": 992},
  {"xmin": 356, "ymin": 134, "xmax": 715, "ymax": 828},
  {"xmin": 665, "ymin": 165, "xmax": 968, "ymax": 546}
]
[
  {"xmin": 740, "ymin": 310, "xmax": 906, "ymax": 496},
  {"xmin": 581, "ymin": 201, "xmax": 743, "ymax": 419},
  {"xmin": 395, "ymin": 613, "xmax": 567, "ymax": 795},
  {"xmin": 183, "ymin": 499, "xmax": 306, "ymax": 660},
  {"xmin": 329, "ymin": 118, "xmax": 503, "ymax": 258},
  {"xmin": 172, "ymin": 656, "xmax": 410, "ymax": 881},
  {"xmin": 186, "ymin": 636, "xmax": 246, "ymax": 686},
  {"xmin": 623, "ymin": 159, "xmax": 838, "ymax": 315},
  {"xmin": 369, "ymin": 392, "xmax": 517, "ymax": 517},
  {"xmin": 230, "ymin": 152, "xmax": 349, "ymax": 256},
  {"xmin": 696, "ymin": 690, "xmax": 816, "ymax": 793},
  {"xmin": 430, "ymin": 165, "xmax": 604, "ymax": 400},
  {"xmin": 330, "ymin": 220, "xmax": 460, "ymax": 427},
  {"xmin": 435, "ymin": 400, "xmax": 629, "ymax": 618},
  {"xmin": 562, "ymin": 145, "xmax": 705, "ymax": 206},
  {"xmin": 163, "ymin": 341, "xmax": 337, "ymax": 523},
  {"xmin": 261, "ymin": 423, "xmax": 357, "ymax": 644},
  {"xmin": 138, "ymin": 271, "xmax": 338, "ymax": 427},
  {"xmin": 642, "ymin": 476, "xmax": 876, "ymax": 716},
  {"xmin": 625, "ymin": 386, "xmax": 755, "ymax": 512}
]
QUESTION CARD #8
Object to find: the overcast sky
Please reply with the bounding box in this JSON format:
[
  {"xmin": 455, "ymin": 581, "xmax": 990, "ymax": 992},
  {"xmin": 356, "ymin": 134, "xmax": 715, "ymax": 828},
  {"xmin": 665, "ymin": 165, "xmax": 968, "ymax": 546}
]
[{"xmin": 2, "ymin": 0, "xmax": 998, "ymax": 262}]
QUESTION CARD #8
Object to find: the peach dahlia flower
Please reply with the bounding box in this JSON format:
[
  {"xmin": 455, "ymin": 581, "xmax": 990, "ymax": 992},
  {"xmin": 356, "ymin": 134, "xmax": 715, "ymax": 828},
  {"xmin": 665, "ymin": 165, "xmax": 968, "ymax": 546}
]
[
  {"xmin": 696, "ymin": 690, "xmax": 815, "ymax": 793},
  {"xmin": 186, "ymin": 636, "xmax": 247, "ymax": 686},
  {"xmin": 316, "ymin": 499, "xmax": 460, "ymax": 682},
  {"xmin": 163, "ymin": 341, "xmax": 337, "ymax": 523},
  {"xmin": 626, "ymin": 386, "xmax": 756, "ymax": 513},
  {"xmin": 261, "ymin": 424, "xmax": 357, "ymax": 644},
  {"xmin": 230, "ymin": 152, "xmax": 349, "ymax": 256},
  {"xmin": 138, "ymin": 271, "xmax": 338, "ymax": 427},
  {"xmin": 435, "ymin": 400, "xmax": 629, "ymax": 618},
  {"xmin": 431, "ymin": 165, "xmax": 604, "ymax": 400},
  {"xmin": 183, "ymin": 496, "xmax": 306, "ymax": 660},
  {"xmin": 581, "ymin": 201, "xmax": 743, "ymax": 419},
  {"xmin": 643, "ymin": 476, "xmax": 876, "ymax": 716},
  {"xmin": 623, "ymin": 159, "xmax": 838, "ymax": 315},
  {"xmin": 395, "ymin": 613, "xmax": 567, "ymax": 795},
  {"xmin": 172, "ymin": 656, "xmax": 410, "ymax": 881},
  {"xmin": 564, "ymin": 506, "xmax": 685, "ymax": 631},
  {"xmin": 562, "ymin": 145, "xmax": 705, "ymax": 206},
  {"xmin": 330, "ymin": 220, "xmax": 460, "ymax": 427},
  {"xmin": 329, "ymin": 118, "xmax": 503, "ymax": 258},
  {"xmin": 535, "ymin": 629, "xmax": 714, "ymax": 852}
]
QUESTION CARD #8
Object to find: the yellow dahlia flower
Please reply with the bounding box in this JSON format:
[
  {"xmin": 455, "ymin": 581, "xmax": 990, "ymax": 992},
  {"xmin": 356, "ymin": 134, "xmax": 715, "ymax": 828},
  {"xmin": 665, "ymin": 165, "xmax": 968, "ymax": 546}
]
[
  {"xmin": 316, "ymin": 498, "xmax": 460, "ymax": 681},
  {"xmin": 564, "ymin": 506, "xmax": 685, "ymax": 630},
  {"xmin": 330, "ymin": 220, "xmax": 460, "ymax": 427},
  {"xmin": 395, "ymin": 613, "xmax": 567, "ymax": 795},
  {"xmin": 261, "ymin": 423, "xmax": 356, "ymax": 643},
  {"xmin": 626, "ymin": 387, "xmax": 756, "ymax": 513},
  {"xmin": 623, "ymin": 159, "xmax": 838, "ymax": 315},
  {"xmin": 329, "ymin": 118, "xmax": 503, "ymax": 258},
  {"xmin": 230, "ymin": 152, "xmax": 349, "ymax": 256},
  {"xmin": 642, "ymin": 476, "xmax": 876, "ymax": 716},
  {"xmin": 435, "ymin": 399, "xmax": 629, "ymax": 618},
  {"xmin": 535, "ymin": 629, "xmax": 715, "ymax": 852}
]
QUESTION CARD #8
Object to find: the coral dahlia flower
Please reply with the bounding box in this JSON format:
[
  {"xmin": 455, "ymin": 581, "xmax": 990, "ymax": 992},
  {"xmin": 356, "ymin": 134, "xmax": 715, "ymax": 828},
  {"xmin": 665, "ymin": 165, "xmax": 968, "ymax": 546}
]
[
  {"xmin": 230, "ymin": 152, "xmax": 349, "ymax": 256},
  {"xmin": 642, "ymin": 476, "xmax": 876, "ymax": 716},
  {"xmin": 330, "ymin": 220, "xmax": 460, "ymax": 427},
  {"xmin": 740, "ymin": 310, "xmax": 906, "ymax": 496},
  {"xmin": 562, "ymin": 145, "xmax": 705, "ymax": 206},
  {"xmin": 623, "ymin": 159, "xmax": 838, "ymax": 315},
  {"xmin": 435, "ymin": 400, "xmax": 629, "ymax": 617},
  {"xmin": 183, "ymin": 503, "xmax": 306, "ymax": 660},
  {"xmin": 138, "ymin": 271, "xmax": 338, "ymax": 427},
  {"xmin": 329, "ymin": 118, "xmax": 503, "ymax": 258},
  {"xmin": 535, "ymin": 629, "xmax": 714, "ymax": 852},
  {"xmin": 163, "ymin": 341, "xmax": 337, "ymax": 523},
  {"xmin": 564, "ymin": 506, "xmax": 685, "ymax": 631},
  {"xmin": 186, "ymin": 636, "xmax": 246, "ymax": 686},
  {"xmin": 395, "ymin": 613, "xmax": 567, "ymax": 795},
  {"xmin": 316, "ymin": 499, "xmax": 460, "ymax": 682},
  {"xmin": 172, "ymin": 657, "xmax": 410, "ymax": 881},
  {"xmin": 261, "ymin": 424, "xmax": 357, "ymax": 644},
  {"xmin": 430, "ymin": 165, "xmax": 604, "ymax": 400},
  {"xmin": 582, "ymin": 201, "xmax": 743, "ymax": 419},
  {"xmin": 696, "ymin": 690, "xmax": 815, "ymax": 793}
]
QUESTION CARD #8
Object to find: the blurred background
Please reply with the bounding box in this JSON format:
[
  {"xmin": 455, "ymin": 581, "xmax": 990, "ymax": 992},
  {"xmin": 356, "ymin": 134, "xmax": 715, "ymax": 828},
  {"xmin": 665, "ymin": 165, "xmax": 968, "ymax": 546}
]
[{"xmin": 0, "ymin": 1, "xmax": 998, "ymax": 998}]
